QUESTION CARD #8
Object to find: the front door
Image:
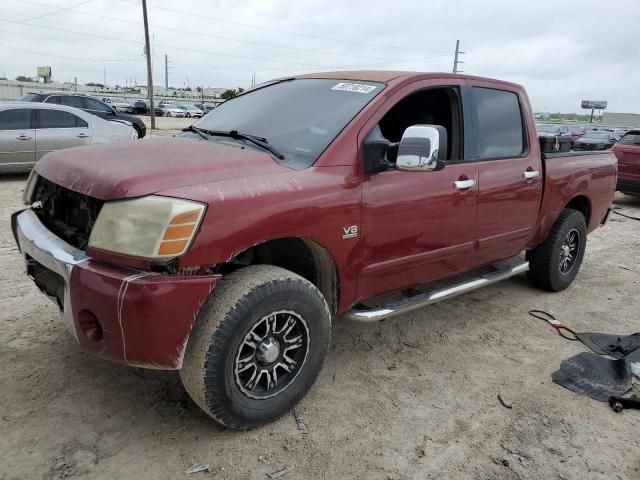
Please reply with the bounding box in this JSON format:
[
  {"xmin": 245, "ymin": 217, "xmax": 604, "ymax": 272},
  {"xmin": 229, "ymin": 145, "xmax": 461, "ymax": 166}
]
[
  {"xmin": 358, "ymin": 84, "xmax": 479, "ymax": 300},
  {"xmin": 0, "ymin": 108, "xmax": 36, "ymax": 171},
  {"xmin": 468, "ymin": 83, "xmax": 543, "ymax": 263}
]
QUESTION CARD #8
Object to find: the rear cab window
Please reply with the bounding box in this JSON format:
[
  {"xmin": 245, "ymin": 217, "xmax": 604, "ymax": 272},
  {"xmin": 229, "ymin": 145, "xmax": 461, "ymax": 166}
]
[{"xmin": 472, "ymin": 87, "xmax": 525, "ymax": 159}]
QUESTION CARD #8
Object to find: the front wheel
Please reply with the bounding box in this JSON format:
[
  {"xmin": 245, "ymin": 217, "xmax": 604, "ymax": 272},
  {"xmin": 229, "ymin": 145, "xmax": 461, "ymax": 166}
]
[
  {"xmin": 166, "ymin": 112, "xmax": 171, "ymax": 117},
  {"xmin": 180, "ymin": 265, "xmax": 331, "ymax": 429},
  {"xmin": 526, "ymin": 209, "xmax": 587, "ymax": 291}
]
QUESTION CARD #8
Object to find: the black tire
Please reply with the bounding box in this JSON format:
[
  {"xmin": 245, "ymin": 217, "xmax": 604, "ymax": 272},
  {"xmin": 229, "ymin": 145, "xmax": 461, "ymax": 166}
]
[
  {"xmin": 132, "ymin": 124, "xmax": 143, "ymax": 139},
  {"xmin": 180, "ymin": 265, "xmax": 331, "ymax": 429},
  {"xmin": 526, "ymin": 209, "xmax": 587, "ymax": 292},
  {"xmin": 166, "ymin": 112, "xmax": 171, "ymax": 117}
]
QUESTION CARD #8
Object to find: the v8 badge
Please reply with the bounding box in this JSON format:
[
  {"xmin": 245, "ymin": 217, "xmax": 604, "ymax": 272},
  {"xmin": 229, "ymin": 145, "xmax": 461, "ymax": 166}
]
[{"xmin": 342, "ymin": 225, "xmax": 358, "ymax": 239}]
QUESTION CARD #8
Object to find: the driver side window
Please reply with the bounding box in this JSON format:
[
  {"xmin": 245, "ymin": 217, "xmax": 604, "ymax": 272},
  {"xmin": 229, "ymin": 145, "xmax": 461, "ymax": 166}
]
[{"xmin": 376, "ymin": 87, "xmax": 462, "ymax": 161}]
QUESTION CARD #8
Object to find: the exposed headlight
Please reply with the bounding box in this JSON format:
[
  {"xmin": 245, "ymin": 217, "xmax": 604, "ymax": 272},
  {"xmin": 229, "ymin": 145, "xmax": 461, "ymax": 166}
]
[{"xmin": 88, "ymin": 196, "xmax": 205, "ymax": 261}]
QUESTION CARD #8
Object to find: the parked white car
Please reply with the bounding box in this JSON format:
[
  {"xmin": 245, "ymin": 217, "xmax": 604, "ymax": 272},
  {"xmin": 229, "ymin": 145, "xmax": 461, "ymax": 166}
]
[
  {"xmin": 161, "ymin": 105, "xmax": 186, "ymax": 117},
  {"xmin": 101, "ymin": 96, "xmax": 134, "ymax": 113},
  {"xmin": 178, "ymin": 104, "xmax": 204, "ymax": 118},
  {"xmin": 0, "ymin": 102, "xmax": 136, "ymax": 173}
]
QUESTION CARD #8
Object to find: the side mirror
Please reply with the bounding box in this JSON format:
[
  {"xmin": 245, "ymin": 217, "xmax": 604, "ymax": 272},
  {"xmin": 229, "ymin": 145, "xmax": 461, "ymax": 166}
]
[{"xmin": 396, "ymin": 125, "xmax": 447, "ymax": 172}]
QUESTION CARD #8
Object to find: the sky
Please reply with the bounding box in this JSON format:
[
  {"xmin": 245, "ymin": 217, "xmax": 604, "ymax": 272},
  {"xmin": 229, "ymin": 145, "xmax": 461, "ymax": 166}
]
[{"xmin": 0, "ymin": 0, "xmax": 638, "ymax": 113}]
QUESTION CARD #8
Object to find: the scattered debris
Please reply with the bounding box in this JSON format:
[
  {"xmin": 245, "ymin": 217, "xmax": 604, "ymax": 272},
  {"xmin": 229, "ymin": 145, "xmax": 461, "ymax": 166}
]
[
  {"xmin": 401, "ymin": 341, "xmax": 420, "ymax": 349},
  {"xmin": 184, "ymin": 463, "xmax": 209, "ymax": 474},
  {"xmin": 292, "ymin": 408, "xmax": 307, "ymax": 433},
  {"xmin": 613, "ymin": 210, "xmax": 640, "ymax": 221},
  {"xmin": 497, "ymin": 394, "xmax": 513, "ymax": 409},
  {"xmin": 267, "ymin": 466, "xmax": 295, "ymax": 479}
]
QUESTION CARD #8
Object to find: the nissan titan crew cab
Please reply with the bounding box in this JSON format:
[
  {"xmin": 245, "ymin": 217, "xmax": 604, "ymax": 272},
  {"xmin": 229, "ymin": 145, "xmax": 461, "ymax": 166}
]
[{"xmin": 12, "ymin": 72, "xmax": 616, "ymax": 429}]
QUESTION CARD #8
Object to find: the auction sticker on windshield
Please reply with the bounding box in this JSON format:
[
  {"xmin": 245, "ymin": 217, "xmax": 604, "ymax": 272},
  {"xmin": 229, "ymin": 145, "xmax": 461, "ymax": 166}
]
[{"xmin": 331, "ymin": 82, "xmax": 377, "ymax": 94}]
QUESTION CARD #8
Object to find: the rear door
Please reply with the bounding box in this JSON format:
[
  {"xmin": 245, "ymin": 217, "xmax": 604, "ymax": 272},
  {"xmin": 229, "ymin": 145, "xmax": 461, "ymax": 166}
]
[
  {"xmin": 35, "ymin": 109, "xmax": 92, "ymax": 159},
  {"xmin": 0, "ymin": 108, "xmax": 36, "ymax": 171},
  {"xmin": 468, "ymin": 84, "xmax": 543, "ymax": 263}
]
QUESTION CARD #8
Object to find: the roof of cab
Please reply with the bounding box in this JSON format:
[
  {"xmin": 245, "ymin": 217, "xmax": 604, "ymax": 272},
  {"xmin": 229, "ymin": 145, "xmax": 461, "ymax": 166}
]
[{"xmin": 290, "ymin": 70, "xmax": 524, "ymax": 90}]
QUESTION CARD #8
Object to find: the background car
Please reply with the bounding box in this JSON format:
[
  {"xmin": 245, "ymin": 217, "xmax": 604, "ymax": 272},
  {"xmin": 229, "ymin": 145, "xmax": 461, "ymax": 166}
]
[
  {"xmin": 567, "ymin": 125, "xmax": 586, "ymax": 144},
  {"xmin": 572, "ymin": 130, "xmax": 617, "ymax": 150},
  {"xmin": 613, "ymin": 128, "xmax": 630, "ymax": 141},
  {"xmin": 177, "ymin": 105, "xmax": 204, "ymax": 118},
  {"xmin": 0, "ymin": 102, "xmax": 136, "ymax": 173},
  {"xmin": 101, "ymin": 96, "xmax": 134, "ymax": 113},
  {"xmin": 613, "ymin": 130, "xmax": 640, "ymax": 195},
  {"xmin": 536, "ymin": 123, "xmax": 572, "ymax": 140},
  {"xmin": 133, "ymin": 99, "xmax": 149, "ymax": 114},
  {"xmin": 161, "ymin": 104, "xmax": 186, "ymax": 117},
  {"xmin": 19, "ymin": 92, "xmax": 146, "ymax": 139}
]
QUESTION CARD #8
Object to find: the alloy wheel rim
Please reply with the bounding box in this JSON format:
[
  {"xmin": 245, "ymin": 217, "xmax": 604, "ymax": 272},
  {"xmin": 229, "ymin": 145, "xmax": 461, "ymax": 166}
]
[
  {"xmin": 559, "ymin": 228, "xmax": 580, "ymax": 275},
  {"xmin": 234, "ymin": 310, "xmax": 309, "ymax": 400}
]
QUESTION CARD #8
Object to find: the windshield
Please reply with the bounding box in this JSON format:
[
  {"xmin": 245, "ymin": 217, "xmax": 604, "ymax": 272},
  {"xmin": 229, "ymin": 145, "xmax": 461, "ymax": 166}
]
[
  {"xmin": 584, "ymin": 131, "xmax": 610, "ymax": 139},
  {"xmin": 537, "ymin": 124, "xmax": 561, "ymax": 133},
  {"xmin": 191, "ymin": 78, "xmax": 384, "ymax": 168}
]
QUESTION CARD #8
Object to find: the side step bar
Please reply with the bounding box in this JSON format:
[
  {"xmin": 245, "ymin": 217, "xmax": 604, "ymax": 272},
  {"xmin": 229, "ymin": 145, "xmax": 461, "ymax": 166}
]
[{"xmin": 343, "ymin": 261, "xmax": 529, "ymax": 323}]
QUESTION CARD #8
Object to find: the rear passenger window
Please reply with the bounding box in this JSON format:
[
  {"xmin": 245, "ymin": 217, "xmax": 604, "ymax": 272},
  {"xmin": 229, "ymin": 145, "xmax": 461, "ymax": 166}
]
[
  {"xmin": 0, "ymin": 109, "xmax": 31, "ymax": 130},
  {"xmin": 59, "ymin": 96, "xmax": 84, "ymax": 109},
  {"xmin": 474, "ymin": 87, "xmax": 525, "ymax": 159},
  {"xmin": 38, "ymin": 110, "xmax": 87, "ymax": 128}
]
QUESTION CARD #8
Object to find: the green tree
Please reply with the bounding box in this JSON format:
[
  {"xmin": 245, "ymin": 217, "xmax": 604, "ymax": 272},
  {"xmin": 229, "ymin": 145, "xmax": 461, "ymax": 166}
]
[
  {"xmin": 220, "ymin": 87, "xmax": 245, "ymax": 100},
  {"xmin": 15, "ymin": 75, "xmax": 35, "ymax": 82}
]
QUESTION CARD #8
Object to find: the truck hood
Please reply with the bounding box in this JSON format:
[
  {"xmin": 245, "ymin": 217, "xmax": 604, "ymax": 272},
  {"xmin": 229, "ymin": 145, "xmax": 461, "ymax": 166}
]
[{"xmin": 35, "ymin": 136, "xmax": 290, "ymax": 200}]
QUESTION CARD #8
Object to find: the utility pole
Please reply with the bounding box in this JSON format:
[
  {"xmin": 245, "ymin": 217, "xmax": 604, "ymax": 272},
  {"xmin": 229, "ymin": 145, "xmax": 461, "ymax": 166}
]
[
  {"xmin": 142, "ymin": 0, "xmax": 156, "ymax": 129},
  {"xmin": 74, "ymin": 76, "xmax": 77, "ymax": 92},
  {"xmin": 164, "ymin": 54, "xmax": 168, "ymax": 93},
  {"xmin": 452, "ymin": 40, "xmax": 465, "ymax": 73}
]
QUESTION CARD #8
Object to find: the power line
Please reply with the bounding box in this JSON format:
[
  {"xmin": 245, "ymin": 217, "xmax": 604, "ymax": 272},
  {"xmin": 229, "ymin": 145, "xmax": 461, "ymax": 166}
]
[
  {"xmin": 10, "ymin": 0, "xmax": 450, "ymax": 63},
  {"xmin": 0, "ymin": 0, "xmax": 92, "ymax": 26},
  {"xmin": 0, "ymin": 18, "xmax": 409, "ymax": 70},
  {"xmin": 117, "ymin": 0, "xmax": 451, "ymax": 55},
  {"xmin": 0, "ymin": 44, "xmax": 140, "ymax": 62}
]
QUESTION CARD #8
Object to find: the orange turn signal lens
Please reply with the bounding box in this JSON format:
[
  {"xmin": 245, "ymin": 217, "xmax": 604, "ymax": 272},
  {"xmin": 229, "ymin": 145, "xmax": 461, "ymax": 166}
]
[
  {"xmin": 158, "ymin": 239, "xmax": 189, "ymax": 256},
  {"xmin": 155, "ymin": 207, "xmax": 203, "ymax": 257},
  {"xmin": 170, "ymin": 210, "xmax": 200, "ymax": 225}
]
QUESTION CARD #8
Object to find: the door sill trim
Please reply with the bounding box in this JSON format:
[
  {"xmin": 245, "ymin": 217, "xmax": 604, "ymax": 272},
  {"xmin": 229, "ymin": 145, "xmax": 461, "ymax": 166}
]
[{"xmin": 343, "ymin": 261, "xmax": 529, "ymax": 322}]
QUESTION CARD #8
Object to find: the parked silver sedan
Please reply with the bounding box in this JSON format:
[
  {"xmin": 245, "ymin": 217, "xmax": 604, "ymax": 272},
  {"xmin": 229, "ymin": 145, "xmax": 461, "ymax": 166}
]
[{"xmin": 0, "ymin": 102, "xmax": 136, "ymax": 173}]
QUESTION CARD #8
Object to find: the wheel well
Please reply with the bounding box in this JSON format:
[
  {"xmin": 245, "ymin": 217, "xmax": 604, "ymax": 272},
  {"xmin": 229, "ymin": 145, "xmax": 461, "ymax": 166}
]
[
  {"xmin": 214, "ymin": 238, "xmax": 339, "ymax": 314},
  {"xmin": 565, "ymin": 196, "xmax": 591, "ymax": 225}
]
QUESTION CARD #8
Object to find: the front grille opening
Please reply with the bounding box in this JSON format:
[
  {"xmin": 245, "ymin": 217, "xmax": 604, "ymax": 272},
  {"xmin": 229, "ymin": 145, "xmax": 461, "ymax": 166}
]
[
  {"xmin": 31, "ymin": 176, "xmax": 104, "ymax": 250},
  {"xmin": 26, "ymin": 256, "xmax": 65, "ymax": 310}
]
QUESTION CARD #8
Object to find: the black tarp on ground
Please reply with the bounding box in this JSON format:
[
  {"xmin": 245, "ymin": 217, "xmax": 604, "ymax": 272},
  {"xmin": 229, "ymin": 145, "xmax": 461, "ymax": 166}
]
[{"xmin": 552, "ymin": 352, "xmax": 633, "ymax": 401}]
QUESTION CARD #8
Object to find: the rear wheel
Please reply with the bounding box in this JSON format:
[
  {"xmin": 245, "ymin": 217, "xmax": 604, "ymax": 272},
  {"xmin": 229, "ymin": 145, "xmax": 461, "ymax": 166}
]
[
  {"xmin": 526, "ymin": 209, "xmax": 587, "ymax": 291},
  {"xmin": 180, "ymin": 265, "xmax": 331, "ymax": 429}
]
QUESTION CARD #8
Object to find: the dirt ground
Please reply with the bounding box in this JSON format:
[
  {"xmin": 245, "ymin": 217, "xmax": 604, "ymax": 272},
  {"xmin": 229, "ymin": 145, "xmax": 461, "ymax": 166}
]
[{"xmin": 1, "ymin": 173, "xmax": 639, "ymax": 480}]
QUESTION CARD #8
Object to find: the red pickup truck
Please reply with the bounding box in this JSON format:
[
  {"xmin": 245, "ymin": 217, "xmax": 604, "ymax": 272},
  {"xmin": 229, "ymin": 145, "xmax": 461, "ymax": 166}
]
[
  {"xmin": 613, "ymin": 129, "xmax": 640, "ymax": 195},
  {"xmin": 12, "ymin": 71, "xmax": 616, "ymax": 429}
]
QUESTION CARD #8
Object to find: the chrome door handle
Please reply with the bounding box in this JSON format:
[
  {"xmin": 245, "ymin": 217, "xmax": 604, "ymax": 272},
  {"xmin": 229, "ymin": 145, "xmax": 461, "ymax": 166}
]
[
  {"xmin": 523, "ymin": 170, "xmax": 540, "ymax": 180},
  {"xmin": 17, "ymin": 135, "xmax": 32, "ymax": 141},
  {"xmin": 77, "ymin": 133, "xmax": 90, "ymax": 138},
  {"xmin": 453, "ymin": 179, "xmax": 476, "ymax": 191}
]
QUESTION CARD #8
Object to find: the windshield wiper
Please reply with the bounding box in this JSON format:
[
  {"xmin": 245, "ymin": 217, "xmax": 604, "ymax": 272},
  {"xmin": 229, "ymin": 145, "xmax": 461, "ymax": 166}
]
[
  {"xmin": 182, "ymin": 125, "xmax": 210, "ymax": 140},
  {"xmin": 193, "ymin": 128, "xmax": 285, "ymax": 159}
]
